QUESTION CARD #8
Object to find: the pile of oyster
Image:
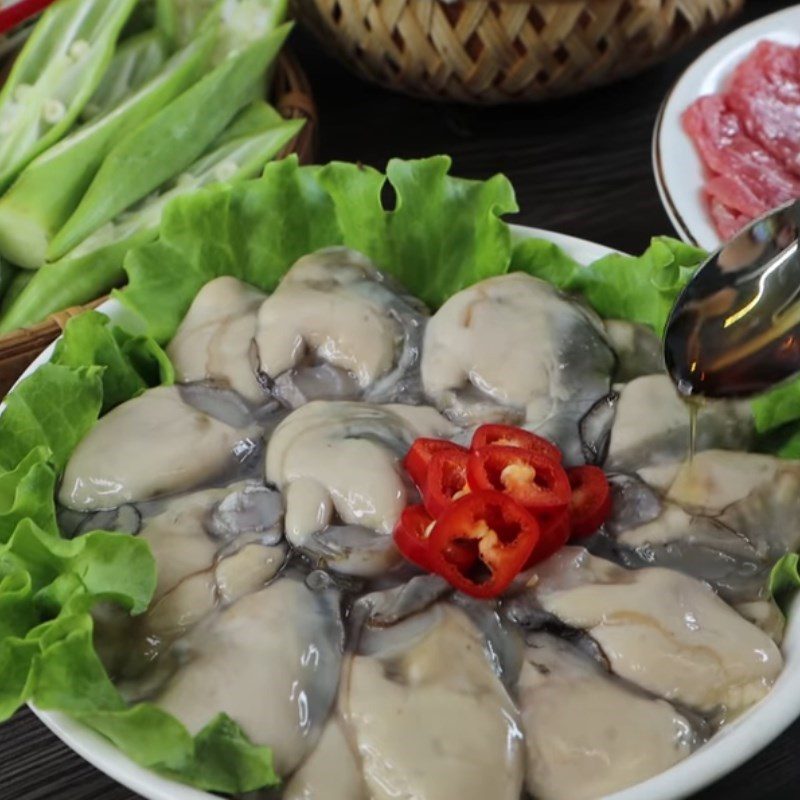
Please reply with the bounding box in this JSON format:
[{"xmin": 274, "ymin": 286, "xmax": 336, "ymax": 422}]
[{"xmin": 58, "ymin": 248, "xmax": 796, "ymax": 800}]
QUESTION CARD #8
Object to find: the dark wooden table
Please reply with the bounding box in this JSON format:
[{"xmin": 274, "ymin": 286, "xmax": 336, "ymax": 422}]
[{"xmin": 2, "ymin": 1, "xmax": 799, "ymax": 797}]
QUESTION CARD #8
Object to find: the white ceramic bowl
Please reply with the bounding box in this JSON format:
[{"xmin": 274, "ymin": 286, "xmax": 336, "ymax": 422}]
[
  {"xmin": 653, "ymin": 5, "xmax": 800, "ymax": 251},
  {"xmin": 6, "ymin": 225, "xmax": 800, "ymax": 800}
]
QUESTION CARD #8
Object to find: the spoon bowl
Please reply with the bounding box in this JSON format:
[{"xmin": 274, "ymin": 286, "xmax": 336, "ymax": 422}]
[{"xmin": 664, "ymin": 199, "xmax": 800, "ymax": 400}]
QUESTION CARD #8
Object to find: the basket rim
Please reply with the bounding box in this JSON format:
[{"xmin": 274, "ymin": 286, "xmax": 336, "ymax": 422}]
[{"xmin": 0, "ymin": 44, "xmax": 318, "ymax": 356}]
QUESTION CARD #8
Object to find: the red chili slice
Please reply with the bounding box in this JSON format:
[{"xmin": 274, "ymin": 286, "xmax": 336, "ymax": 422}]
[
  {"xmin": 393, "ymin": 505, "xmax": 436, "ymax": 569},
  {"xmin": 428, "ymin": 491, "xmax": 540, "ymax": 599},
  {"xmin": 467, "ymin": 445, "xmax": 570, "ymax": 512},
  {"xmin": 524, "ymin": 508, "xmax": 571, "ymax": 569},
  {"xmin": 471, "ymin": 424, "xmax": 562, "ymax": 463},
  {"xmin": 403, "ymin": 438, "xmax": 468, "ymax": 489},
  {"xmin": 567, "ymin": 465, "xmax": 612, "ymax": 538},
  {"xmin": 423, "ymin": 448, "xmax": 471, "ymax": 517}
]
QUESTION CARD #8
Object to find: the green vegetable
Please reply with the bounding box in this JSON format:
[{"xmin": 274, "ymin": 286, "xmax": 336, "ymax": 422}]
[
  {"xmin": 0, "ymin": 518, "xmax": 156, "ymax": 717},
  {"xmin": 0, "ymin": 31, "xmax": 214, "ymax": 269},
  {"xmin": 80, "ymin": 30, "xmax": 170, "ymax": 123},
  {"xmin": 208, "ymin": 0, "xmax": 288, "ymax": 65},
  {"xmin": 49, "ymin": 23, "xmax": 292, "ymax": 260},
  {"xmin": 157, "ymin": 0, "xmax": 219, "ymax": 47},
  {"xmin": 0, "ymin": 447, "xmax": 57, "ymax": 542},
  {"xmin": 0, "ymin": 0, "xmax": 138, "ymax": 191},
  {"xmin": 751, "ymin": 378, "xmax": 800, "ymax": 437},
  {"xmin": 769, "ymin": 554, "xmax": 800, "ymax": 609},
  {"xmin": 0, "ymin": 271, "xmax": 31, "ymax": 316},
  {"xmin": 0, "ymin": 363, "xmax": 103, "ymax": 472},
  {"xmin": 158, "ymin": 0, "xmax": 287, "ymax": 60},
  {"xmin": 512, "ymin": 235, "xmax": 706, "ymax": 335},
  {"xmin": 53, "ymin": 311, "xmax": 175, "ymax": 413},
  {"xmin": 0, "ymin": 257, "xmax": 15, "ymax": 305},
  {"xmin": 68, "ymin": 100, "xmax": 303, "ymax": 261},
  {"xmin": 121, "ymin": 155, "xmax": 518, "ymax": 340},
  {"xmin": 0, "ymin": 239, "xmax": 142, "ymax": 335},
  {"xmin": 0, "ymin": 103, "xmax": 302, "ymax": 332}
]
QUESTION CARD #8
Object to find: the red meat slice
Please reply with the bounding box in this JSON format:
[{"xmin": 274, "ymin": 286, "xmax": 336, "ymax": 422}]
[
  {"xmin": 725, "ymin": 41, "xmax": 800, "ymax": 176},
  {"xmin": 704, "ymin": 173, "xmax": 765, "ymax": 217},
  {"xmin": 708, "ymin": 195, "xmax": 749, "ymax": 240},
  {"xmin": 682, "ymin": 95, "xmax": 800, "ymax": 231}
]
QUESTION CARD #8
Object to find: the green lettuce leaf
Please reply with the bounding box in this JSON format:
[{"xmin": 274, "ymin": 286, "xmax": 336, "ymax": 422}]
[
  {"xmin": 0, "ymin": 448, "xmax": 57, "ymax": 543},
  {"xmin": 120, "ymin": 155, "xmax": 518, "ymax": 342},
  {"xmin": 81, "ymin": 706, "xmax": 278, "ymax": 793},
  {"xmin": 0, "ymin": 364, "xmax": 103, "ymax": 472},
  {"xmin": 53, "ymin": 311, "xmax": 174, "ymax": 412},
  {"xmin": 769, "ymin": 553, "xmax": 800, "ymax": 608},
  {"xmin": 0, "ymin": 519, "xmax": 155, "ymax": 718},
  {"xmin": 512, "ymin": 235, "xmax": 706, "ymax": 334},
  {"xmin": 317, "ymin": 157, "xmax": 518, "ymax": 306},
  {"xmin": 751, "ymin": 379, "xmax": 800, "ymax": 436}
]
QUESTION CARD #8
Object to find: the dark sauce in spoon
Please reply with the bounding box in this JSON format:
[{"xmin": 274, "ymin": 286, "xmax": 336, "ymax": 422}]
[{"xmin": 665, "ymin": 202, "xmax": 800, "ymax": 401}]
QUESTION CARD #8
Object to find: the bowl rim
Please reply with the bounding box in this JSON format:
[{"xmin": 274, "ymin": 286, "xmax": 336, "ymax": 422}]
[
  {"xmin": 652, "ymin": 4, "xmax": 800, "ymax": 251},
  {"xmin": 6, "ymin": 222, "xmax": 799, "ymax": 800}
]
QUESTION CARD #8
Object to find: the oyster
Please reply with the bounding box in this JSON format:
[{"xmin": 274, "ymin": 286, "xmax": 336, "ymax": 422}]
[
  {"xmin": 265, "ymin": 400, "xmax": 454, "ymax": 576},
  {"xmin": 507, "ymin": 547, "xmax": 782, "ymax": 718},
  {"xmin": 420, "ymin": 273, "xmax": 615, "ymax": 463},
  {"xmin": 255, "ymin": 248, "xmax": 428, "ymax": 406},
  {"xmin": 154, "ymin": 575, "xmax": 343, "ymax": 777},
  {"xmin": 518, "ymin": 632, "xmax": 696, "ymax": 800},
  {"xmin": 59, "ymin": 386, "xmax": 260, "ymax": 511},
  {"xmin": 342, "ymin": 604, "xmax": 525, "ymax": 800},
  {"xmin": 168, "ymin": 276, "xmax": 267, "ymax": 402}
]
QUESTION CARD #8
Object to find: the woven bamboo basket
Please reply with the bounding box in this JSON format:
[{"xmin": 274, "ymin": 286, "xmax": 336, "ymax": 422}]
[
  {"xmin": 292, "ymin": 0, "xmax": 743, "ymax": 103},
  {"xmin": 0, "ymin": 49, "xmax": 318, "ymax": 399}
]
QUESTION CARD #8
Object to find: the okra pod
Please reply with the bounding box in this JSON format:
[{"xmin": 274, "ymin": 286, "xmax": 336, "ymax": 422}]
[
  {"xmin": 49, "ymin": 22, "xmax": 292, "ymax": 260},
  {"xmin": 80, "ymin": 29, "xmax": 169, "ymax": 122},
  {"xmin": 0, "ymin": 241, "xmax": 131, "ymax": 333},
  {"xmin": 0, "ymin": 257, "xmax": 16, "ymax": 306},
  {"xmin": 0, "ymin": 102, "xmax": 302, "ymax": 332},
  {"xmin": 0, "ymin": 0, "xmax": 138, "ymax": 190},
  {"xmin": 157, "ymin": 0, "xmax": 217, "ymax": 47},
  {"xmin": 158, "ymin": 0, "xmax": 288, "ymax": 64},
  {"xmin": 0, "ymin": 30, "xmax": 214, "ymax": 268},
  {"xmin": 0, "ymin": 268, "xmax": 32, "ymax": 317}
]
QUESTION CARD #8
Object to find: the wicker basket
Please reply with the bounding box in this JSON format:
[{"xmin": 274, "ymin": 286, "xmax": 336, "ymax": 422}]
[
  {"xmin": 292, "ymin": 0, "xmax": 743, "ymax": 103},
  {"xmin": 0, "ymin": 49, "xmax": 318, "ymax": 399}
]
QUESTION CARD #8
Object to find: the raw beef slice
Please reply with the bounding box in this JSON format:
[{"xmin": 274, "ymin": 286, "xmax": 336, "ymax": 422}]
[
  {"xmin": 725, "ymin": 41, "xmax": 800, "ymax": 177},
  {"xmin": 683, "ymin": 95, "xmax": 800, "ymax": 229}
]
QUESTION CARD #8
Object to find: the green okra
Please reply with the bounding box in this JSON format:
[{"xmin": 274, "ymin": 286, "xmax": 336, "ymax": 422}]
[
  {"xmin": 158, "ymin": 0, "xmax": 288, "ymax": 64},
  {"xmin": 121, "ymin": 0, "xmax": 162, "ymax": 39},
  {"xmin": 0, "ymin": 239, "xmax": 134, "ymax": 334},
  {"xmin": 0, "ymin": 257, "xmax": 16, "ymax": 306},
  {"xmin": 157, "ymin": 0, "xmax": 218, "ymax": 47},
  {"xmin": 0, "ymin": 102, "xmax": 303, "ymax": 333},
  {"xmin": 0, "ymin": 0, "xmax": 139, "ymax": 191},
  {"xmin": 0, "ymin": 30, "xmax": 215, "ymax": 269},
  {"xmin": 49, "ymin": 22, "xmax": 292, "ymax": 261},
  {"xmin": 80, "ymin": 29, "xmax": 169, "ymax": 123},
  {"xmin": 0, "ymin": 269, "xmax": 33, "ymax": 317}
]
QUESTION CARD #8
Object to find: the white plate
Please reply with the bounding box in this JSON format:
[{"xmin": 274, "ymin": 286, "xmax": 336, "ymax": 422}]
[
  {"xmin": 653, "ymin": 5, "xmax": 800, "ymax": 251},
  {"xmin": 5, "ymin": 224, "xmax": 800, "ymax": 800}
]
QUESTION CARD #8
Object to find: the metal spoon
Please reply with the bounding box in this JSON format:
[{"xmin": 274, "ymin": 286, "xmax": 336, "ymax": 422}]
[{"xmin": 664, "ymin": 199, "xmax": 800, "ymax": 400}]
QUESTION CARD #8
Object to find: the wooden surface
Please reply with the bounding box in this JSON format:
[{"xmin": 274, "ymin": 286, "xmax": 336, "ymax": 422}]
[{"xmin": 2, "ymin": 1, "xmax": 799, "ymax": 797}]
